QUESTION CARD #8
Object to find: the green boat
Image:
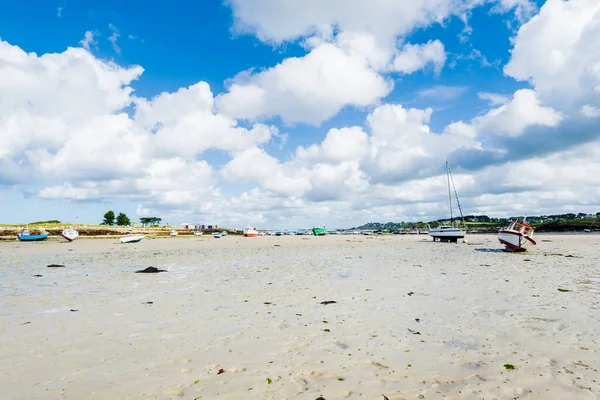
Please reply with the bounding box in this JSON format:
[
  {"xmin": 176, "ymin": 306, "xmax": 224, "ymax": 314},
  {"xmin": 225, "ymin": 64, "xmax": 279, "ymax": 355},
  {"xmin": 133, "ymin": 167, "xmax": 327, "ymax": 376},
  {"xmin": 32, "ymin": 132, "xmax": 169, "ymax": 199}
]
[{"xmin": 312, "ymin": 226, "xmax": 326, "ymax": 236}]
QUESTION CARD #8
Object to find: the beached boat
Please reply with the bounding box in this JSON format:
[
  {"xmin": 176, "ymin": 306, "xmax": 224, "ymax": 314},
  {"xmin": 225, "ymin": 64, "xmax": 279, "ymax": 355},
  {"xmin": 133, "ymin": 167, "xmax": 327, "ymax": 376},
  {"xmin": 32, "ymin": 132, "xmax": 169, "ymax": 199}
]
[
  {"xmin": 429, "ymin": 162, "xmax": 466, "ymax": 242},
  {"xmin": 170, "ymin": 229, "xmax": 178, "ymax": 237},
  {"xmin": 584, "ymin": 218, "xmax": 596, "ymax": 233},
  {"xmin": 212, "ymin": 232, "xmax": 222, "ymax": 238},
  {"xmin": 312, "ymin": 226, "xmax": 326, "ymax": 236},
  {"xmin": 498, "ymin": 218, "xmax": 536, "ymax": 251},
  {"xmin": 194, "ymin": 230, "xmax": 203, "ymax": 236},
  {"xmin": 17, "ymin": 228, "xmax": 49, "ymax": 242},
  {"xmin": 221, "ymin": 231, "xmax": 228, "ymax": 236},
  {"xmin": 61, "ymin": 227, "xmax": 79, "ymax": 242},
  {"xmin": 119, "ymin": 234, "xmax": 145, "ymax": 243},
  {"xmin": 243, "ymin": 226, "xmax": 259, "ymax": 237}
]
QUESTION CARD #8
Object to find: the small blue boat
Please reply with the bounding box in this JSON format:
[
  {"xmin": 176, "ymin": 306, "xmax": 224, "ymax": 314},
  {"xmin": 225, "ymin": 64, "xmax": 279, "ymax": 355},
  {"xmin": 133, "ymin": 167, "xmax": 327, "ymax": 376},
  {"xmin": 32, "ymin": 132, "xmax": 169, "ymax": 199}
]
[{"xmin": 17, "ymin": 228, "xmax": 49, "ymax": 242}]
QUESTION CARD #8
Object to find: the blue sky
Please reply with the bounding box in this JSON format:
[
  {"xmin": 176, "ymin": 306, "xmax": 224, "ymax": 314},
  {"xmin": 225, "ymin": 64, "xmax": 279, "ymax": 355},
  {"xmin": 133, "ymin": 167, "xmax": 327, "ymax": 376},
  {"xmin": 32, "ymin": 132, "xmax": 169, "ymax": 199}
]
[{"xmin": 1, "ymin": 0, "xmax": 599, "ymax": 228}]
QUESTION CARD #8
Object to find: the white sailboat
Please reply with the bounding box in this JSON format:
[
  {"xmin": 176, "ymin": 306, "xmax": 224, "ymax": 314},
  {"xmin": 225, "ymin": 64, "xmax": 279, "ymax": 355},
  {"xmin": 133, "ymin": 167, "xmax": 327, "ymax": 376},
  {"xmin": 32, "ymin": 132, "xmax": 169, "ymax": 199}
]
[
  {"xmin": 428, "ymin": 161, "xmax": 466, "ymax": 242},
  {"xmin": 62, "ymin": 193, "xmax": 79, "ymax": 242},
  {"xmin": 584, "ymin": 218, "xmax": 596, "ymax": 233}
]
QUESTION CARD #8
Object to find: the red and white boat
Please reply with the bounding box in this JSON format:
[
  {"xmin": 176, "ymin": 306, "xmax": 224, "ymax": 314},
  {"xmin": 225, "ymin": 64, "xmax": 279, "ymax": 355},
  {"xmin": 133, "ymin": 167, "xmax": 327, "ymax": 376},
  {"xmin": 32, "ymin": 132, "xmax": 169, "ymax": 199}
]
[
  {"xmin": 243, "ymin": 226, "xmax": 259, "ymax": 237},
  {"xmin": 498, "ymin": 218, "xmax": 536, "ymax": 252},
  {"xmin": 62, "ymin": 227, "xmax": 79, "ymax": 242}
]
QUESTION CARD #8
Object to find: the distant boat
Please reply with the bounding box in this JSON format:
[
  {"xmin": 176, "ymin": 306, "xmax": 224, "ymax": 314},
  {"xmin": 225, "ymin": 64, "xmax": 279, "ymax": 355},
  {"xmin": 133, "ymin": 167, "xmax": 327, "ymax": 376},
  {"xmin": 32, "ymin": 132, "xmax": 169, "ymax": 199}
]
[
  {"xmin": 120, "ymin": 234, "xmax": 145, "ymax": 243},
  {"xmin": 584, "ymin": 218, "xmax": 596, "ymax": 233},
  {"xmin": 170, "ymin": 229, "xmax": 178, "ymax": 237},
  {"xmin": 498, "ymin": 218, "xmax": 536, "ymax": 252},
  {"xmin": 221, "ymin": 231, "xmax": 228, "ymax": 236},
  {"xmin": 194, "ymin": 230, "xmax": 203, "ymax": 236},
  {"xmin": 17, "ymin": 227, "xmax": 49, "ymax": 242},
  {"xmin": 212, "ymin": 232, "xmax": 222, "ymax": 238},
  {"xmin": 275, "ymin": 231, "xmax": 283, "ymax": 236},
  {"xmin": 243, "ymin": 226, "xmax": 259, "ymax": 237},
  {"xmin": 429, "ymin": 161, "xmax": 466, "ymax": 242},
  {"xmin": 312, "ymin": 226, "xmax": 326, "ymax": 236},
  {"xmin": 62, "ymin": 227, "xmax": 79, "ymax": 242}
]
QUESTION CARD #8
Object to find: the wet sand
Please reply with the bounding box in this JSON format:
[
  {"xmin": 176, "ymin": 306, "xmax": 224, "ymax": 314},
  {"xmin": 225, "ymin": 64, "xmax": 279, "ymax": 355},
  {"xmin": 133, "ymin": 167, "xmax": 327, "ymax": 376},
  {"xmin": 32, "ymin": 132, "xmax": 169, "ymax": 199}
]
[{"xmin": 1, "ymin": 234, "xmax": 599, "ymax": 399}]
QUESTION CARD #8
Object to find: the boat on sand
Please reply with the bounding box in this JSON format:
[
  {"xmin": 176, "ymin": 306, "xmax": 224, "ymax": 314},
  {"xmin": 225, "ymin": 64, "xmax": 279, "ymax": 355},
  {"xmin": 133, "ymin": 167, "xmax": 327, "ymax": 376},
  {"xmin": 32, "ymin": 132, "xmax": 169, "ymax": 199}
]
[
  {"xmin": 17, "ymin": 227, "xmax": 49, "ymax": 242},
  {"xmin": 62, "ymin": 227, "xmax": 79, "ymax": 242},
  {"xmin": 498, "ymin": 218, "xmax": 536, "ymax": 252},
  {"xmin": 244, "ymin": 226, "xmax": 259, "ymax": 237},
  {"xmin": 312, "ymin": 226, "xmax": 326, "ymax": 236},
  {"xmin": 428, "ymin": 161, "xmax": 466, "ymax": 243},
  {"xmin": 119, "ymin": 234, "xmax": 145, "ymax": 243}
]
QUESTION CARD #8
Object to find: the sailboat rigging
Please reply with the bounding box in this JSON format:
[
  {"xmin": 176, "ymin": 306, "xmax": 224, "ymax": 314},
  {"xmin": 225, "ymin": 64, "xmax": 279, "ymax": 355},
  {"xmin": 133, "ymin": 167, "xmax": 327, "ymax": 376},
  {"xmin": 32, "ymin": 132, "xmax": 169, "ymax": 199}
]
[{"xmin": 428, "ymin": 161, "xmax": 466, "ymax": 242}]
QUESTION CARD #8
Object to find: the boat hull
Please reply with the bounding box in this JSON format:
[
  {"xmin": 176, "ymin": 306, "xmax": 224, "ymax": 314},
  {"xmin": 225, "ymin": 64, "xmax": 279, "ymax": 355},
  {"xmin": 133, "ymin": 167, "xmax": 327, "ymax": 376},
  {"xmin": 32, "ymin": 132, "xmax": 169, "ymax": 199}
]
[
  {"xmin": 312, "ymin": 228, "xmax": 326, "ymax": 236},
  {"xmin": 244, "ymin": 232, "xmax": 258, "ymax": 237},
  {"xmin": 17, "ymin": 233, "xmax": 49, "ymax": 242},
  {"xmin": 120, "ymin": 234, "xmax": 145, "ymax": 243},
  {"xmin": 498, "ymin": 230, "xmax": 536, "ymax": 251},
  {"xmin": 212, "ymin": 232, "xmax": 222, "ymax": 238},
  {"xmin": 428, "ymin": 228, "xmax": 465, "ymax": 242},
  {"xmin": 62, "ymin": 228, "xmax": 79, "ymax": 242}
]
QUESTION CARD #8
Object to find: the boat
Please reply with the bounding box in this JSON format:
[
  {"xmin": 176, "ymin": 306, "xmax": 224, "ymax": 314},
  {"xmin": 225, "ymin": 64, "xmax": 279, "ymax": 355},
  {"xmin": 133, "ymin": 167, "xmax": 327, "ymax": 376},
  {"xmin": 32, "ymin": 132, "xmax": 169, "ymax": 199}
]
[
  {"xmin": 119, "ymin": 234, "xmax": 145, "ymax": 243},
  {"xmin": 584, "ymin": 218, "xmax": 596, "ymax": 233},
  {"xmin": 17, "ymin": 227, "xmax": 49, "ymax": 242},
  {"xmin": 428, "ymin": 161, "xmax": 466, "ymax": 242},
  {"xmin": 312, "ymin": 226, "xmax": 326, "ymax": 236},
  {"xmin": 61, "ymin": 227, "xmax": 79, "ymax": 242},
  {"xmin": 221, "ymin": 231, "xmax": 228, "ymax": 236},
  {"xmin": 212, "ymin": 232, "xmax": 222, "ymax": 238},
  {"xmin": 243, "ymin": 226, "xmax": 259, "ymax": 237},
  {"xmin": 194, "ymin": 230, "xmax": 203, "ymax": 236},
  {"xmin": 170, "ymin": 229, "xmax": 178, "ymax": 236},
  {"xmin": 498, "ymin": 218, "xmax": 536, "ymax": 251}
]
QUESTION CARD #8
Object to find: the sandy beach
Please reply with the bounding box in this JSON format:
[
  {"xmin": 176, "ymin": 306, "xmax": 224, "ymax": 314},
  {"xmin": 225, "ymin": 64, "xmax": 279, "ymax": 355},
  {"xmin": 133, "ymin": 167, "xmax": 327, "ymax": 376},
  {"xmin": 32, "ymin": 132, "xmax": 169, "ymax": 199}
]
[{"xmin": 1, "ymin": 234, "xmax": 599, "ymax": 399}]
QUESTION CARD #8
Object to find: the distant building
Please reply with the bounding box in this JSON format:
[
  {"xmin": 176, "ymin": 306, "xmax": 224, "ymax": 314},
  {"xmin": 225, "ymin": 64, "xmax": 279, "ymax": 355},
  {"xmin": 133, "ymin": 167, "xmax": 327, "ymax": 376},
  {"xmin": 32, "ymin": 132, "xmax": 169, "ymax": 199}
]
[{"xmin": 201, "ymin": 223, "xmax": 220, "ymax": 230}]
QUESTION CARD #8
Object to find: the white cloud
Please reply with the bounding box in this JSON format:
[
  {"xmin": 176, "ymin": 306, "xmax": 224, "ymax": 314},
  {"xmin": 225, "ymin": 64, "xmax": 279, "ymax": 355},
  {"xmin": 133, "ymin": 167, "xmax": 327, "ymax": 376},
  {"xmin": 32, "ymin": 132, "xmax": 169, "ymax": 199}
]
[
  {"xmin": 471, "ymin": 89, "xmax": 563, "ymax": 137},
  {"xmin": 418, "ymin": 85, "xmax": 469, "ymax": 101},
  {"xmin": 108, "ymin": 23, "xmax": 121, "ymax": 54},
  {"xmin": 478, "ymin": 92, "xmax": 509, "ymax": 106},
  {"xmin": 491, "ymin": 0, "xmax": 538, "ymax": 24},
  {"xmin": 580, "ymin": 104, "xmax": 600, "ymax": 117},
  {"xmin": 227, "ymin": 0, "xmax": 476, "ymax": 44},
  {"xmin": 392, "ymin": 40, "xmax": 446, "ymax": 74},
  {"xmin": 216, "ymin": 42, "xmax": 392, "ymax": 125},
  {"xmin": 57, "ymin": 7, "xmax": 62, "ymax": 17},
  {"xmin": 79, "ymin": 31, "xmax": 98, "ymax": 52},
  {"xmin": 504, "ymin": 0, "xmax": 600, "ymax": 114}
]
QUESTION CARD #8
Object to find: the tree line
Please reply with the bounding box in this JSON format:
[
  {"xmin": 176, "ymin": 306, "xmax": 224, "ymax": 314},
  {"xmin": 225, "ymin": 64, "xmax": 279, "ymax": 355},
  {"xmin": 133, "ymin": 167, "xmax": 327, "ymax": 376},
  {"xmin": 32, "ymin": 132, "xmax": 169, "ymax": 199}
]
[{"xmin": 102, "ymin": 211, "xmax": 162, "ymax": 226}]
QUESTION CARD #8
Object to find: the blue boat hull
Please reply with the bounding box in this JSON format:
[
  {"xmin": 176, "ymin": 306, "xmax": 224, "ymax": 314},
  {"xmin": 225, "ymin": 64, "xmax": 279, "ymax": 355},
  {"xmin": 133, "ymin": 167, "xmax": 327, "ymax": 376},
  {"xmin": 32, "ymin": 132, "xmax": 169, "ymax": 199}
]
[{"xmin": 17, "ymin": 233, "xmax": 49, "ymax": 242}]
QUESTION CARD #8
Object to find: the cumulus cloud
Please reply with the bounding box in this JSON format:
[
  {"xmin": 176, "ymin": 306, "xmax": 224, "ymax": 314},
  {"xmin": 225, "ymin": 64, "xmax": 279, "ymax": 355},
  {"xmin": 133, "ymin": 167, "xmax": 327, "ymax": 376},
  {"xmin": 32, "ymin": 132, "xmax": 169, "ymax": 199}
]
[
  {"xmin": 216, "ymin": 42, "xmax": 392, "ymax": 125},
  {"xmin": 392, "ymin": 40, "xmax": 446, "ymax": 75},
  {"xmin": 504, "ymin": 0, "xmax": 600, "ymax": 114}
]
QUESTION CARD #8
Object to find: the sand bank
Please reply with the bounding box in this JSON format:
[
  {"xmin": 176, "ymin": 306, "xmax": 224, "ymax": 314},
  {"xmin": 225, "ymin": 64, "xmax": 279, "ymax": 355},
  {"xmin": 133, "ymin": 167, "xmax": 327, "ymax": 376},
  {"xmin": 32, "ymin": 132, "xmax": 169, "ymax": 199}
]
[{"xmin": 1, "ymin": 234, "xmax": 599, "ymax": 399}]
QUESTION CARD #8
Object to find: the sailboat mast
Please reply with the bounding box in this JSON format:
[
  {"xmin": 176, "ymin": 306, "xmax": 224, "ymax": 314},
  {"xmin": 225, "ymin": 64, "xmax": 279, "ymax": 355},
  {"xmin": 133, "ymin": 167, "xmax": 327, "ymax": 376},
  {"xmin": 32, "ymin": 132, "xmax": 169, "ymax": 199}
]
[
  {"xmin": 446, "ymin": 161, "xmax": 453, "ymax": 226},
  {"xmin": 448, "ymin": 162, "xmax": 466, "ymax": 230}
]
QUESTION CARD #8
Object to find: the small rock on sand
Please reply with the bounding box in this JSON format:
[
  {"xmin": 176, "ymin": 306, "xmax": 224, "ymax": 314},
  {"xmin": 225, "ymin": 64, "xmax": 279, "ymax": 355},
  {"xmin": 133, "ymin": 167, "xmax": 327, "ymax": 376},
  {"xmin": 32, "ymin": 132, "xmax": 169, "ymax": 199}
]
[{"xmin": 47, "ymin": 264, "xmax": 65, "ymax": 268}]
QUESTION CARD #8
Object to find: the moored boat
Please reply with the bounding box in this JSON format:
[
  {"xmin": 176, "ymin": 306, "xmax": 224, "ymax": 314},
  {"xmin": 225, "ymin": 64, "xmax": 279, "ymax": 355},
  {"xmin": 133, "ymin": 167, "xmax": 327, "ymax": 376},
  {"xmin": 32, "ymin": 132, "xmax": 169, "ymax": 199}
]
[
  {"xmin": 62, "ymin": 227, "xmax": 79, "ymax": 242},
  {"xmin": 17, "ymin": 228, "xmax": 49, "ymax": 242},
  {"xmin": 170, "ymin": 229, "xmax": 178, "ymax": 236},
  {"xmin": 498, "ymin": 218, "xmax": 536, "ymax": 251},
  {"xmin": 243, "ymin": 226, "xmax": 259, "ymax": 237},
  {"xmin": 194, "ymin": 230, "xmax": 203, "ymax": 236},
  {"xmin": 428, "ymin": 161, "xmax": 466, "ymax": 243},
  {"xmin": 212, "ymin": 232, "xmax": 222, "ymax": 238},
  {"xmin": 119, "ymin": 234, "xmax": 145, "ymax": 243},
  {"xmin": 312, "ymin": 226, "xmax": 326, "ymax": 236}
]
